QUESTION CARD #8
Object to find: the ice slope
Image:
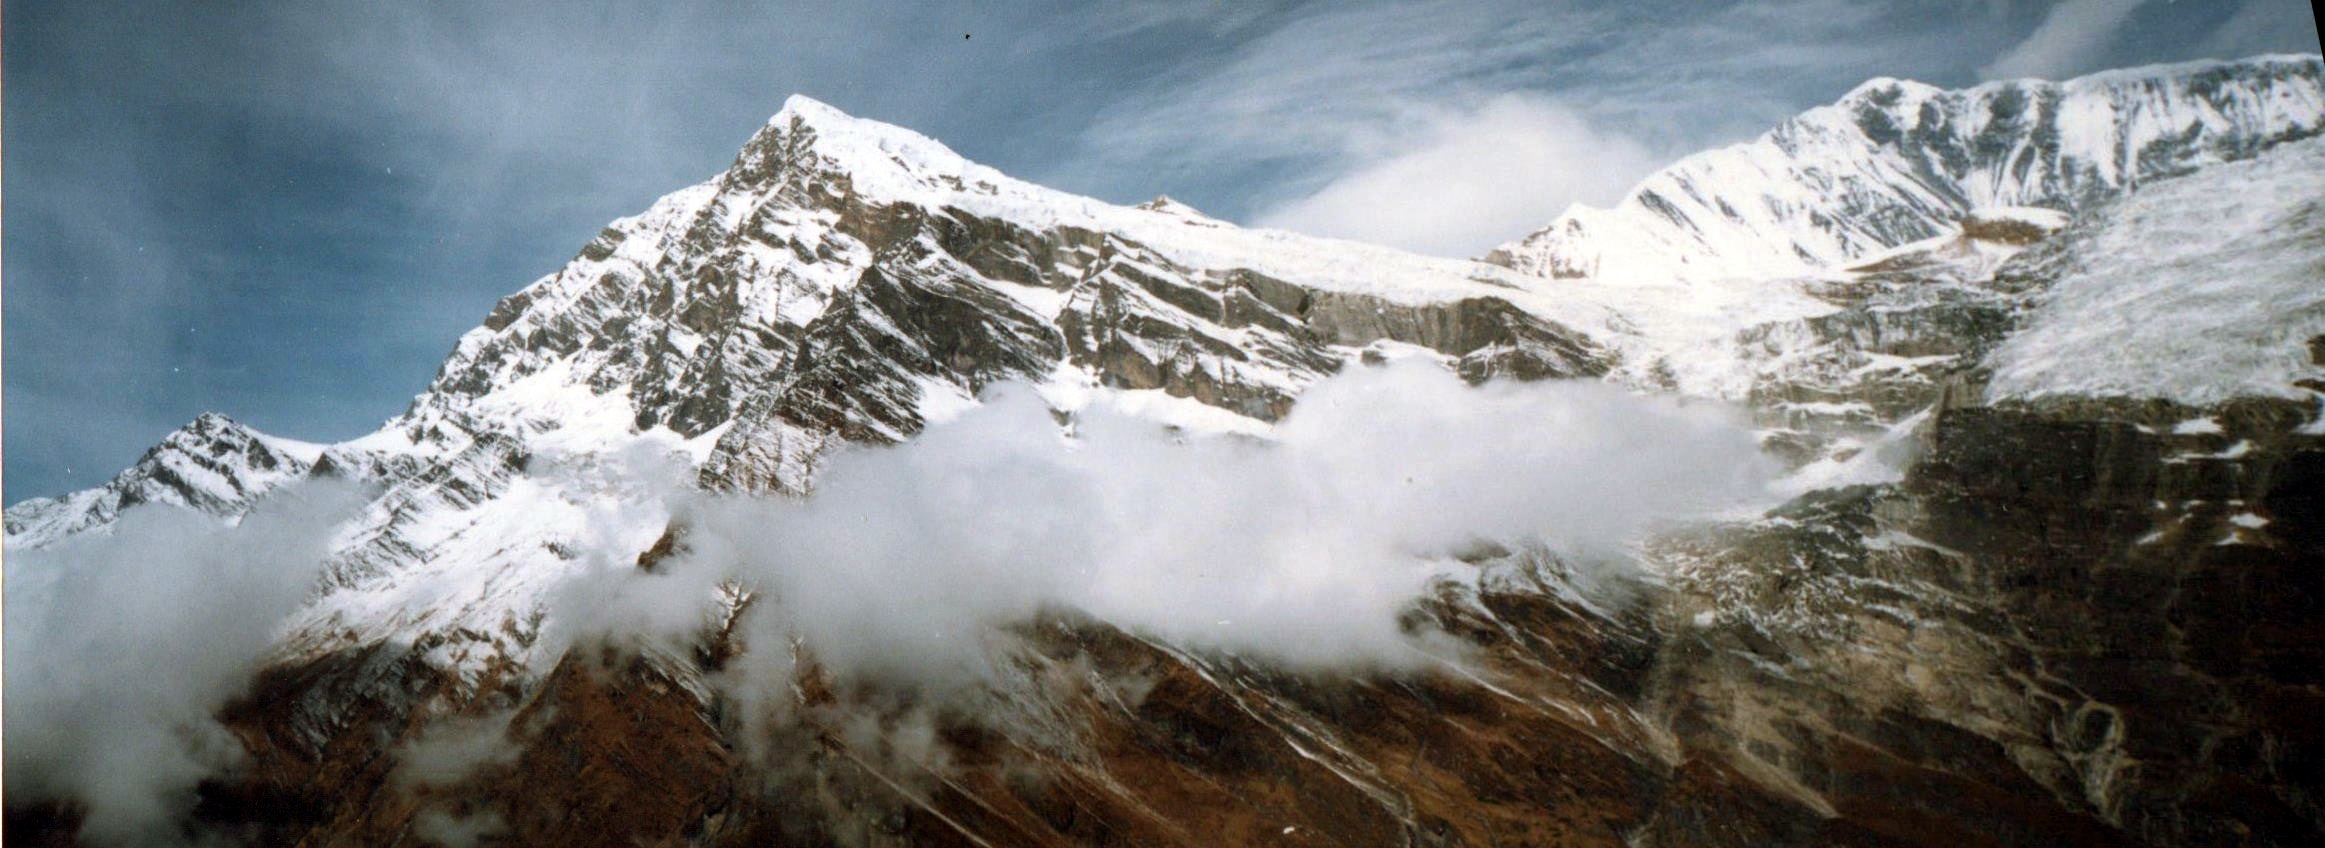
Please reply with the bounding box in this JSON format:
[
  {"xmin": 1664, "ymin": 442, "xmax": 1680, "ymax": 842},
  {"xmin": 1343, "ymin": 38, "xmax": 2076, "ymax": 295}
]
[{"xmin": 1985, "ymin": 135, "xmax": 2325, "ymax": 404}]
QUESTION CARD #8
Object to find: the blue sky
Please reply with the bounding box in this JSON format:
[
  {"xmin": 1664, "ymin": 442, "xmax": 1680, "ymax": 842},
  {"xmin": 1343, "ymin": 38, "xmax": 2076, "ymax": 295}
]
[{"xmin": 4, "ymin": 0, "xmax": 2318, "ymax": 501}]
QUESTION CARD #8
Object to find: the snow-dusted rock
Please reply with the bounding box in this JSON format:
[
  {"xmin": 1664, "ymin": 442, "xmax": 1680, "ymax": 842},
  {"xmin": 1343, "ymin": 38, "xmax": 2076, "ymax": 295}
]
[{"xmin": 3, "ymin": 413, "xmax": 322, "ymax": 548}]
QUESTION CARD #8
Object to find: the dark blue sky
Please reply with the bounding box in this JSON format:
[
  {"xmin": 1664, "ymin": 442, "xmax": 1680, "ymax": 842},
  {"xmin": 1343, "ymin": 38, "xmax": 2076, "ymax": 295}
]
[{"xmin": 5, "ymin": 0, "xmax": 2317, "ymax": 501}]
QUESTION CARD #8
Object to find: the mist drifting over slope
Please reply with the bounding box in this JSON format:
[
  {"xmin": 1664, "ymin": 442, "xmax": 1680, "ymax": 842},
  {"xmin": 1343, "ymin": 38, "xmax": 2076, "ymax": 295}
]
[
  {"xmin": 5, "ymin": 362, "xmax": 1778, "ymax": 844},
  {"xmin": 697, "ymin": 364, "xmax": 1766, "ymax": 676},
  {"xmin": 3, "ymin": 484, "xmax": 363, "ymax": 846}
]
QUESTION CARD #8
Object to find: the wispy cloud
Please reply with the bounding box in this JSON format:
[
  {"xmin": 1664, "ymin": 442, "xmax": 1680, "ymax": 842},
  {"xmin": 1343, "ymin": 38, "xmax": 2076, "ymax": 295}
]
[
  {"xmin": 1065, "ymin": 1, "xmax": 1624, "ymax": 198},
  {"xmin": 1061, "ymin": 0, "xmax": 2033, "ymax": 231},
  {"xmin": 3, "ymin": 482, "xmax": 362, "ymax": 843},
  {"xmin": 1981, "ymin": 0, "xmax": 2153, "ymax": 80},
  {"xmin": 1254, "ymin": 94, "xmax": 1659, "ymax": 257}
]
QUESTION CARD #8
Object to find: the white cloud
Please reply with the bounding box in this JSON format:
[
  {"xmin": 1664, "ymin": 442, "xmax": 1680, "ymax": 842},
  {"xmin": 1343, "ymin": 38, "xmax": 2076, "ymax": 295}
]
[
  {"xmin": 2, "ymin": 482, "xmax": 363, "ymax": 844},
  {"xmin": 1981, "ymin": 0, "xmax": 2153, "ymax": 80},
  {"xmin": 391, "ymin": 712, "xmax": 525, "ymax": 791},
  {"xmin": 1252, "ymin": 94, "xmax": 1661, "ymax": 257},
  {"xmin": 1, "ymin": 313, "xmax": 1770, "ymax": 844},
  {"xmin": 593, "ymin": 361, "xmax": 1780, "ymax": 712},
  {"xmin": 1069, "ymin": 1, "xmax": 1621, "ymax": 189},
  {"xmin": 1061, "ymin": 0, "xmax": 2019, "ymax": 208}
]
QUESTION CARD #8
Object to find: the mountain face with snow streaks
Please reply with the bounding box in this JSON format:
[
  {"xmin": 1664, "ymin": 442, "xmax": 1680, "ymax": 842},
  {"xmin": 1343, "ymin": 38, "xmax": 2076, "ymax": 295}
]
[
  {"xmin": 393, "ymin": 94, "xmax": 1609, "ymax": 501},
  {"xmin": 9, "ymin": 56, "xmax": 2325, "ymax": 848},
  {"xmin": 1487, "ymin": 55, "xmax": 2325, "ymax": 284},
  {"xmin": 2, "ymin": 413, "xmax": 322, "ymax": 545}
]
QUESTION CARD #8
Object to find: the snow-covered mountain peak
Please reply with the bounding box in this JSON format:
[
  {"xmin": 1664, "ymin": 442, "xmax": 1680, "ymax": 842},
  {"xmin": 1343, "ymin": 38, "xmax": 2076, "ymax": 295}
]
[
  {"xmin": 769, "ymin": 92, "xmax": 856, "ymax": 125},
  {"xmin": 2060, "ymin": 52, "xmax": 2324, "ymax": 87},
  {"xmin": 18, "ymin": 54, "xmax": 2325, "ymax": 848},
  {"xmin": 730, "ymin": 94, "xmax": 1231, "ymax": 243},
  {"xmin": 391, "ymin": 89, "xmax": 1645, "ymax": 449},
  {"xmin": 743, "ymin": 94, "xmax": 999, "ymax": 198},
  {"xmin": 1836, "ymin": 75, "xmax": 1939, "ymax": 100},
  {"xmin": 1134, "ymin": 195, "xmax": 1211, "ymax": 219},
  {"xmin": 1488, "ymin": 54, "xmax": 2325, "ymax": 286},
  {"xmin": 4, "ymin": 413, "xmax": 322, "ymax": 549},
  {"xmin": 353, "ymin": 57, "xmax": 2325, "ymax": 504},
  {"xmin": 170, "ymin": 410, "xmax": 254, "ymax": 445},
  {"xmin": 36, "ymin": 59, "xmax": 2325, "ymax": 553}
]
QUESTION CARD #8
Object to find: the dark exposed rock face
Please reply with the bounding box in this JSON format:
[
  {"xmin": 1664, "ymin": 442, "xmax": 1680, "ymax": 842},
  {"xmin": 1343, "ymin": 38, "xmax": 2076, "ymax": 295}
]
[
  {"xmin": 1658, "ymin": 393, "xmax": 2325, "ymax": 848},
  {"xmin": 1907, "ymin": 401, "xmax": 2325, "ymax": 845}
]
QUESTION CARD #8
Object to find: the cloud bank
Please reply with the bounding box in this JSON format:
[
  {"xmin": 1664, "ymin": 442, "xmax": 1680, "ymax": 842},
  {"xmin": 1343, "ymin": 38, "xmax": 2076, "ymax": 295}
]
[
  {"xmin": 567, "ymin": 362, "xmax": 1777, "ymax": 705},
  {"xmin": 3, "ymin": 483, "xmax": 362, "ymax": 845},
  {"xmin": 1981, "ymin": 0, "xmax": 2153, "ymax": 80},
  {"xmin": 5, "ymin": 360, "xmax": 1782, "ymax": 843}
]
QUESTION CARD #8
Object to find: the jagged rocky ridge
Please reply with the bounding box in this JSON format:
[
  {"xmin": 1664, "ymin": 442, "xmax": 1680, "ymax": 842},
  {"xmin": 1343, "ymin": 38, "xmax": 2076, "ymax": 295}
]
[
  {"xmin": 2, "ymin": 413, "xmax": 322, "ymax": 545},
  {"xmin": 8, "ymin": 56, "xmax": 2325, "ymax": 847}
]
